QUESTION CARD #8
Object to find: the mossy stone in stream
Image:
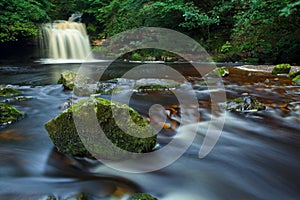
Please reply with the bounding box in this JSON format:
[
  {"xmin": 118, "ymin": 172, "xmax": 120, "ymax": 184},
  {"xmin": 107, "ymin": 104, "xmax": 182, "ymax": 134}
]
[
  {"xmin": 292, "ymin": 75, "xmax": 300, "ymax": 86},
  {"xmin": 129, "ymin": 193, "xmax": 157, "ymax": 200},
  {"xmin": 271, "ymin": 64, "xmax": 291, "ymax": 75},
  {"xmin": 134, "ymin": 78, "xmax": 179, "ymax": 91},
  {"xmin": 205, "ymin": 67, "xmax": 229, "ymax": 77},
  {"xmin": 45, "ymin": 97, "xmax": 157, "ymax": 159},
  {"xmin": 0, "ymin": 87, "xmax": 20, "ymax": 97},
  {"xmin": 226, "ymin": 96, "xmax": 265, "ymax": 112},
  {"xmin": 218, "ymin": 67, "xmax": 230, "ymax": 77},
  {"xmin": 288, "ymin": 70, "xmax": 300, "ymax": 79},
  {"xmin": 57, "ymin": 71, "xmax": 77, "ymax": 90},
  {"xmin": 58, "ymin": 71, "xmax": 118, "ymax": 96},
  {"xmin": 0, "ymin": 103, "xmax": 24, "ymax": 126}
]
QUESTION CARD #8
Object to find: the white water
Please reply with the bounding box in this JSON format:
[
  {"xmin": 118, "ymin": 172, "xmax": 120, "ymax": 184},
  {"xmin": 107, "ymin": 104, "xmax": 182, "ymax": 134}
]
[{"xmin": 40, "ymin": 21, "xmax": 94, "ymax": 61}]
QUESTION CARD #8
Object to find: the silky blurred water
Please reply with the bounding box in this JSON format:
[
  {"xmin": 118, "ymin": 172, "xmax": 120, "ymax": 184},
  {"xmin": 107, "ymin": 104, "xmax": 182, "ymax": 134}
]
[{"xmin": 0, "ymin": 62, "xmax": 299, "ymax": 200}]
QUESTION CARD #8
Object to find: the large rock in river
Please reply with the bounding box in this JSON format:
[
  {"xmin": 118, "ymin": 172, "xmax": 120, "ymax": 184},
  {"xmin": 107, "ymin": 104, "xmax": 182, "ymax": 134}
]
[
  {"xmin": 0, "ymin": 103, "xmax": 24, "ymax": 126},
  {"xmin": 57, "ymin": 71, "xmax": 77, "ymax": 90},
  {"xmin": 45, "ymin": 97, "xmax": 157, "ymax": 159}
]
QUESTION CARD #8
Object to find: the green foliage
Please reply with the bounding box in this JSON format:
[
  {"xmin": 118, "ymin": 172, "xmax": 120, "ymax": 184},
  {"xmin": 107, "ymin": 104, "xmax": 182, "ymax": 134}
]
[
  {"xmin": 0, "ymin": 0, "xmax": 50, "ymax": 42},
  {"xmin": 131, "ymin": 52, "xmax": 143, "ymax": 61},
  {"xmin": 280, "ymin": 0, "xmax": 300, "ymax": 17},
  {"xmin": 0, "ymin": 0, "xmax": 299, "ymax": 63},
  {"xmin": 221, "ymin": 41, "xmax": 232, "ymax": 53},
  {"xmin": 229, "ymin": 0, "xmax": 300, "ymax": 63}
]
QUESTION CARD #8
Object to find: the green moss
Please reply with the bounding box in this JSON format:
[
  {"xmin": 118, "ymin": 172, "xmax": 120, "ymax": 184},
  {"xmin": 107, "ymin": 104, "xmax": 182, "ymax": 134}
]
[
  {"xmin": 45, "ymin": 97, "xmax": 157, "ymax": 159},
  {"xmin": 288, "ymin": 70, "xmax": 300, "ymax": 78},
  {"xmin": 0, "ymin": 87, "xmax": 20, "ymax": 97},
  {"xmin": 58, "ymin": 71, "xmax": 77, "ymax": 90},
  {"xmin": 271, "ymin": 64, "xmax": 291, "ymax": 75},
  {"xmin": 234, "ymin": 97, "xmax": 243, "ymax": 104},
  {"xmin": 220, "ymin": 41, "xmax": 232, "ymax": 54},
  {"xmin": 292, "ymin": 75, "xmax": 300, "ymax": 86},
  {"xmin": 0, "ymin": 103, "xmax": 24, "ymax": 126},
  {"xmin": 129, "ymin": 193, "xmax": 157, "ymax": 200}
]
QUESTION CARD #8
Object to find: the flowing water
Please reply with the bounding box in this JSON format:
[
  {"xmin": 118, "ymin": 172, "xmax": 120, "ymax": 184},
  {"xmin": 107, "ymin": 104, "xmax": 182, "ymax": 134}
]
[{"xmin": 0, "ymin": 61, "xmax": 299, "ymax": 200}]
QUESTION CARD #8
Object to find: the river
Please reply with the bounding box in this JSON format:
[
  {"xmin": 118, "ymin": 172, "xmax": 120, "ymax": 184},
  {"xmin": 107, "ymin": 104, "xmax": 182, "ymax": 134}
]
[{"xmin": 0, "ymin": 61, "xmax": 299, "ymax": 200}]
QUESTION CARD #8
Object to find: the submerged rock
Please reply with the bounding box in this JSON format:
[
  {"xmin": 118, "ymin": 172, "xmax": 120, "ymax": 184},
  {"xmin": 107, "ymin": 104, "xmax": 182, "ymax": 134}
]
[
  {"xmin": 271, "ymin": 64, "xmax": 291, "ymax": 75},
  {"xmin": 129, "ymin": 193, "xmax": 157, "ymax": 200},
  {"xmin": 226, "ymin": 96, "xmax": 266, "ymax": 112},
  {"xmin": 0, "ymin": 86, "xmax": 20, "ymax": 97},
  {"xmin": 45, "ymin": 97, "xmax": 156, "ymax": 159},
  {"xmin": 0, "ymin": 103, "xmax": 24, "ymax": 126}
]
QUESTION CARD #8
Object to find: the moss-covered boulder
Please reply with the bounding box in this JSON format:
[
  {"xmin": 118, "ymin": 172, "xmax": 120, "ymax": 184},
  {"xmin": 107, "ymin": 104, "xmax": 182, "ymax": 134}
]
[
  {"xmin": 0, "ymin": 103, "xmax": 24, "ymax": 126},
  {"xmin": 288, "ymin": 70, "xmax": 300, "ymax": 79},
  {"xmin": 57, "ymin": 71, "xmax": 77, "ymax": 90},
  {"xmin": 271, "ymin": 64, "xmax": 291, "ymax": 75},
  {"xmin": 134, "ymin": 78, "xmax": 179, "ymax": 91},
  {"xmin": 0, "ymin": 87, "xmax": 20, "ymax": 97},
  {"xmin": 58, "ymin": 71, "xmax": 118, "ymax": 96},
  {"xmin": 129, "ymin": 193, "xmax": 157, "ymax": 200},
  {"xmin": 45, "ymin": 97, "xmax": 157, "ymax": 159},
  {"xmin": 226, "ymin": 96, "xmax": 266, "ymax": 112},
  {"xmin": 292, "ymin": 75, "xmax": 300, "ymax": 86}
]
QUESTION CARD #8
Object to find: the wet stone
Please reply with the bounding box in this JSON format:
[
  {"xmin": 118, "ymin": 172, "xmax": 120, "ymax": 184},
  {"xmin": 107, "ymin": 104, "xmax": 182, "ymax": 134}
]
[
  {"xmin": 0, "ymin": 103, "xmax": 24, "ymax": 126},
  {"xmin": 225, "ymin": 96, "xmax": 266, "ymax": 112},
  {"xmin": 45, "ymin": 97, "xmax": 157, "ymax": 159},
  {"xmin": 0, "ymin": 86, "xmax": 20, "ymax": 97}
]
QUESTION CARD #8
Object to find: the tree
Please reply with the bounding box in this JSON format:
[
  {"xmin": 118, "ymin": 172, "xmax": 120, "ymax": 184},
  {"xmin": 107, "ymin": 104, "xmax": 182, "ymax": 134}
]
[
  {"xmin": 230, "ymin": 0, "xmax": 300, "ymax": 63},
  {"xmin": 0, "ymin": 0, "xmax": 50, "ymax": 42}
]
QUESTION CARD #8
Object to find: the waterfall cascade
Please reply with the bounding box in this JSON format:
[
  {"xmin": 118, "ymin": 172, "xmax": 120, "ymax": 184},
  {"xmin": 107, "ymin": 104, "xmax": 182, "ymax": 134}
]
[{"xmin": 40, "ymin": 20, "xmax": 93, "ymax": 61}]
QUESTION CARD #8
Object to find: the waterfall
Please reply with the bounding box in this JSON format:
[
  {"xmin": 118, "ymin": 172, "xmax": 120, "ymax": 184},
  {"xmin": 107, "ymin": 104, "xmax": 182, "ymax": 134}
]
[{"xmin": 40, "ymin": 21, "xmax": 93, "ymax": 61}]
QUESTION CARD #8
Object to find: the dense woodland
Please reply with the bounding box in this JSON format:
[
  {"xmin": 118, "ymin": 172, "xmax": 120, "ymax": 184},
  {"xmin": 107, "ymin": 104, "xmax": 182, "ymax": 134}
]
[{"xmin": 0, "ymin": 0, "xmax": 299, "ymax": 64}]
